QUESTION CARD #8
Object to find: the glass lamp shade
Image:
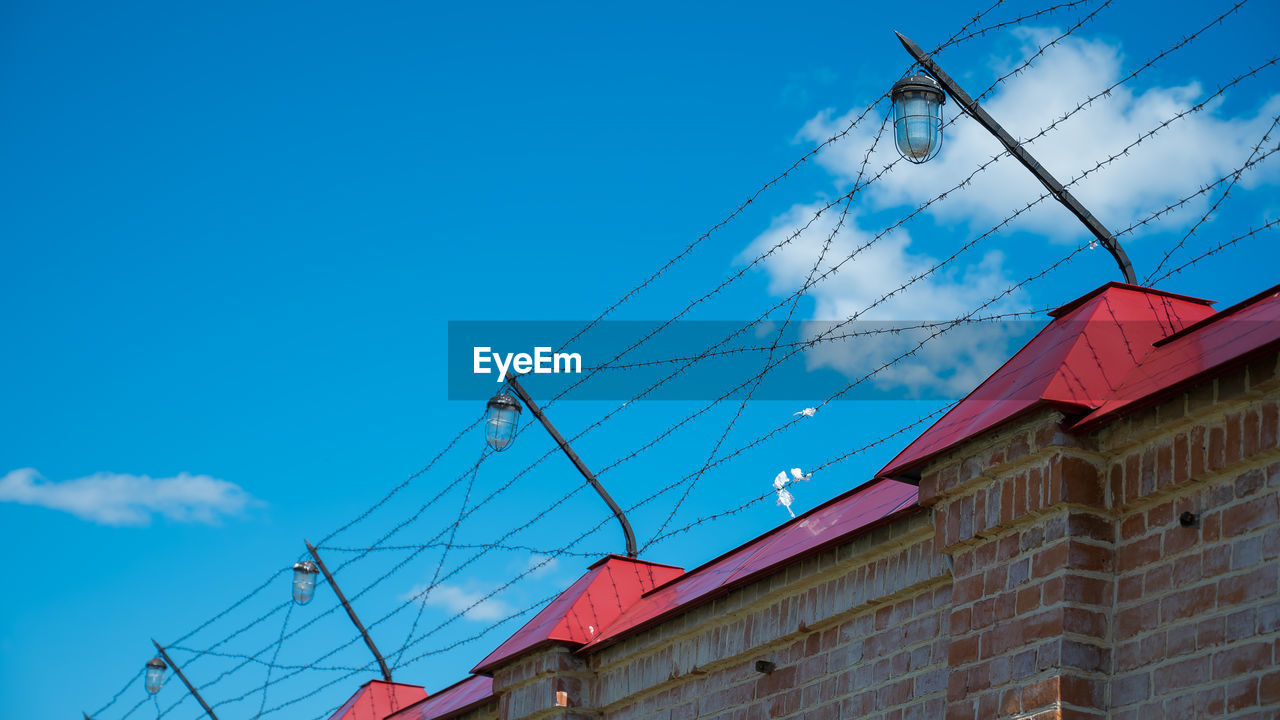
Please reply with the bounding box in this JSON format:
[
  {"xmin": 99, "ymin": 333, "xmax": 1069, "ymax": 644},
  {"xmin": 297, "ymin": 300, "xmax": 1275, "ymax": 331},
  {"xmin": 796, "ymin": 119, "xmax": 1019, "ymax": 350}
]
[
  {"xmin": 484, "ymin": 392, "xmax": 522, "ymax": 451},
  {"xmin": 891, "ymin": 74, "xmax": 945, "ymax": 163},
  {"xmin": 144, "ymin": 657, "xmax": 167, "ymax": 694},
  {"xmin": 292, "ymin": 560, "xmax": 320, "ymax": 604}
]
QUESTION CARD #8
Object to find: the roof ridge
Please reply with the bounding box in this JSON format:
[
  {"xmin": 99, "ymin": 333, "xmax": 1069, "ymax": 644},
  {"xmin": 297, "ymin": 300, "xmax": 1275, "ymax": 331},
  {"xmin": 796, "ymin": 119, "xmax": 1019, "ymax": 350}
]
[{"xmin": 1048, "ymin": 281, "xmax": 1214, "ymax": 318}]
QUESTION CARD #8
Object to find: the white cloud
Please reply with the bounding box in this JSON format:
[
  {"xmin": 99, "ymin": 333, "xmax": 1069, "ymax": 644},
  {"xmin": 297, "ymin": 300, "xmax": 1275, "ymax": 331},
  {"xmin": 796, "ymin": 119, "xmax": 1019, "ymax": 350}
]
[
  {"xmin": 0, "ymin": 468, "xmax": 255, "ymax": 526},
  {"xmin": 737, "ymin": 201, "xmax": 1027, "ymax": 396},
  {"xmin": 741, "ymin": 27, "xmax": 1280, "ymax": 396},
  {"xmin": 406, "ymin": 582, "xmax": 512, "ymax": 622},
  {"xmin": 803, "ymin": 29, "xmax": 1280, "ymax": 242}
]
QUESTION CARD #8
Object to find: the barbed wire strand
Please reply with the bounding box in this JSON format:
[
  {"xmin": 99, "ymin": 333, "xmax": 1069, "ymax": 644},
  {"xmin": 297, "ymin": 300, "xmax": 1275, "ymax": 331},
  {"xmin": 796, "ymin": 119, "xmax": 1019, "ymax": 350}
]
[
  {"xmin": 92, "ymin": 0, "xmax": 1280, "ymax": 707},
  {"xmin": 1145, "ymin": 112, "xmax": 1280, "ymax": 282}
]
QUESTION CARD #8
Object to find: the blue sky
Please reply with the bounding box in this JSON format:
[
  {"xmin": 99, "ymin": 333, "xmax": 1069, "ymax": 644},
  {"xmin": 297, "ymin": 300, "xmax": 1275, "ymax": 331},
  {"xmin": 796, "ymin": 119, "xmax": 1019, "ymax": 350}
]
[{"xmin": 2, "ymin": 1, "xmax": 1278, "ymax": 717}]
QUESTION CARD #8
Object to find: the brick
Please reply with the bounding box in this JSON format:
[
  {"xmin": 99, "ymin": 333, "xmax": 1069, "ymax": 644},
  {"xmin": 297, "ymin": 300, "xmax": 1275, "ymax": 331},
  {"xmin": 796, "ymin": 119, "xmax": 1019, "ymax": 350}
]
[
  {"xmin": 1033, "ymin": 543, "xmax": 1069, "ymax": 578},
  {"xmin": 1112, "ymin": 672, "xmax": 1150, "ymax": 707},
  {"xmin": 1243, "ymin": 408, "xmax": 1261, "ymax": 458},
  {"xmin": 1212, "ymin": 641, "xmax": 1271, "ymax": 680},
  {"xmin": 1263, "ymin": 401, "xmax": 1280, "ymax": 449},
  {"xmin": 1059, "ymin": 457, "xmax": 1104, "ymax": 507},
  {"xmin": 1261, "ymin": 670, "xmax": 1280, "ymax": 704},
  {"xmin": 1223, "ymin": 495, "xmax": 1279, "ymax": 536},
  {"xmin": 1121, "ymin": 514, "xmax": 1146, "ymax": 540},
  {"xmin": 1116, "ymin": 600, "xmax": 1160, "ymax": 639},
  {"xmin": 1191, "ymin": 426, "xmax": 1208, "ymax": 478},
  {"xmin": 1210, "ymin": 426, "xmax": 1227, "ymax": 472},
  {"xmin": 1173, "ymin": 433, "xmax": 1190, "ymax": 485},
  {"xmin": 1059, "ymin": 675, "xmax": 1103, "ymax": 706},
  {"xmin": 1118, "ymin": 534, "xmax": 1161, "ymax": 571},
  {"xmin": 1161, "ymin": 583, "xmax": 1217, "ymax": 621},
  {"xmin": 1153, "ymin": 655, "xmax": 1210, "ymax": 695},
  {"xmin": 1020, "ymin": 677, "xmax": 1058, "ymax": 711},
  {"xmin": 1067, "ymin": 540, "xmax": 1112, "ymax": 572},
  {"xmin": 1219, "ymin": 566, "xmax": 1278, "ymax": 606},
  {"xmin": 1226, "ymin": 412, "xmax": 1245, "ymax": 465}
]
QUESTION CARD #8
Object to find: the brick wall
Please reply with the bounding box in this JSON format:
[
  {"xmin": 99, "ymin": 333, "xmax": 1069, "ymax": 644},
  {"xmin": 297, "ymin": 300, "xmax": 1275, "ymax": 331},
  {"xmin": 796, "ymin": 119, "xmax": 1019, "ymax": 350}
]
[
  {"xmin": 1101, "ymin": 358, "xmax": 1280, "ymax": 719},
  {"xmin": 588, "ymin": 512, "xmax": 950, "ymax": 720},
  {"xmin": 472, "ymin": 353, "xmax": 1280, "ymax": 720}
]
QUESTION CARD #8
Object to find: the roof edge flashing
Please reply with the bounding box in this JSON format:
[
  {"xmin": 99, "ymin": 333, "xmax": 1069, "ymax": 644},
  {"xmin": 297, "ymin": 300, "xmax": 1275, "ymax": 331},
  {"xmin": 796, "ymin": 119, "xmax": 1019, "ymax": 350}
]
[
  {"xmin": 578, "ymin": 499, "xmax": 923, "ymax": 655},
  {"xmin": 1048, "ymin": 282, "xmax": 1213, "ymax": 319},
  {"xmin": 471, "ymin": 637, "xmax": 585, "ymax": 676},
  {"xmin": 586, "ymin": 554, "xmax": 684, "ymax": 572}
]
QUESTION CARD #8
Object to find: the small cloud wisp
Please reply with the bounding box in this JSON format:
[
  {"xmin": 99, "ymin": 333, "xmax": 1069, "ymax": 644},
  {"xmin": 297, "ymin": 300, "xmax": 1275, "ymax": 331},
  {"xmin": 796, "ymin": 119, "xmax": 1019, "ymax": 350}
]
[{"xmin": 0, "ymin": 468, "xmax": 256, "ymax": 526}]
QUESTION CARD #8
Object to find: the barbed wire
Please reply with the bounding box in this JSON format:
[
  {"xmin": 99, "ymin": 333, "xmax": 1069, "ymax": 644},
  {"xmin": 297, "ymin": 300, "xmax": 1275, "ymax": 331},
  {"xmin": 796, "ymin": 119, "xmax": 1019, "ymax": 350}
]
[
  {"xmin": 581, "ymin": 310, "xmax": 1051, "ymax": 371},
  {"xmin": 940, "ymin": 0, "xmax": 1097, "ymax": 50},
  {"xmin": 90, "ymin": 670, "xmax": 142, "ymax": 718},
  {"xmin": 117, "ymin": 12, "xmax": 1054, "ymax": 703},
  {"xmin": 645, "ymin": 166, "xmax": 1280, "ymax": 544},
  {"xmin": 645, "ymin": 403, "xmax": 958, "ymax": 546},
  {"xmin": 254, "ymin": 13, "xmax": 1274, "ymax": 676},
  {"xmin": 1111, "ymin": 145, "xmax": 1280, "ymax": 237},
  {"xmin": 538, "ymin": 6, "xmax": 1112, "ymax": 410},
  {"xmin": 538, "ymin": 0, "xmax": 1024, "ymax": 369},
  {"xmin": 389, "ymin": 458, "xmax": 483, "ymax": 670},
  {"xmin": 126, "ymin": 15, "xmax": 1121, "ymax": 700},
  {"xmin": 1150, "ymin": 218, "xmax": 1280, "ymax": 286},
  {"xmin": 1017, "ymin": 0, "xmax": 1252, "ymax": 148},
  {"xmin": 318, "ymin": 541, "xmax": 604, "ymax": 557},
  {"xmin": 85, "ymin": 1, "xmax": 1275, "ymax": 715},
  {"xmin": 648, "ymin": 112, "xmax": 894, "ymax": 543},
  {"xmin": 1145, "ymin": 112, "xmax": 1280, "ymax": 282},
  {"xmin": 634, "ymin": 66, "xmax": 1280, "ymax": 545}
]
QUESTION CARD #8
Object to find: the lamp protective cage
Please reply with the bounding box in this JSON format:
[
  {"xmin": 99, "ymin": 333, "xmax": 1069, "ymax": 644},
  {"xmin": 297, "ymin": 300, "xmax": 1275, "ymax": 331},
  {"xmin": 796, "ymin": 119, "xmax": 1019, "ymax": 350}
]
[
  {"xmin": 890, "ymin": 73, "xmax": 946, "ymax": 163},
  {"xmin": 292, "ymin": 560, "xmax": 320, "ymax": 604},
  {"xmin": 484, "ymin": 391, "xmax": 522, "ymax": 451},
  {"xmin": 144, "ymin": 657, "xmax": 167, "ymax": 694}
]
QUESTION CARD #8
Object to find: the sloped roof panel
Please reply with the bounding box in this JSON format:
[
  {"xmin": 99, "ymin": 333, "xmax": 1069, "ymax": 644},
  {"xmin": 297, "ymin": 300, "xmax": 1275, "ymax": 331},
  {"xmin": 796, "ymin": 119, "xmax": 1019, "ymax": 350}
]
[
  {"xmin": 326, "ymin": 680, "xmax": 427, "ymax": 720},
  {"xmin": 879, "ymin": 283, "xmax": 1215, "ymax": 477},
  {"xmin": 580, "ymin": 478, "xmax": 920, "ymax": 652},
  {"xmin": 471, "ymin": 555, "xmax": 683, "ymax": 674},
  {"xmin": 385, "ymin": 676, "xmax": 493, "ymax": 720},
  {"xmin": 1073, "ymin": 284, "xmax": 1280, "ymax": 431}
]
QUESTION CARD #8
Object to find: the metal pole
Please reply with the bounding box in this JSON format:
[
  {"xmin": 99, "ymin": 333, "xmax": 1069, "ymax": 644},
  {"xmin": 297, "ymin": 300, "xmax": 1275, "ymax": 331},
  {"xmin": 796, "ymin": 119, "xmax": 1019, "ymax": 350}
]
[
  {"xmin": 151, "ymin": 640, "xmax": 219, "ymax": 720},
  {"xmin": 894, "ymin": 31, "xmax": 1138, "ymax": 284},
  {"xmin": 305, "ymin": 541, "xmax": 393, "ymax": 681},
  {"xmin": 504, "ymin": 373, "xmax": 638, "ymax": 557}
]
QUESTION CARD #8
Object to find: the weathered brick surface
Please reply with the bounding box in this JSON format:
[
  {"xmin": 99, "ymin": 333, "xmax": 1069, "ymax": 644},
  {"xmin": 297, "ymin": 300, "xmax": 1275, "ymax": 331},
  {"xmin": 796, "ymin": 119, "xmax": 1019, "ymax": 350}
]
[
  {"xmin": 586, "ymin": 513, "xmax": 951, "ymax": 720},
  {"xmin": 475, "ymin": 353, "xmax": 1280, "ymax": 720}
]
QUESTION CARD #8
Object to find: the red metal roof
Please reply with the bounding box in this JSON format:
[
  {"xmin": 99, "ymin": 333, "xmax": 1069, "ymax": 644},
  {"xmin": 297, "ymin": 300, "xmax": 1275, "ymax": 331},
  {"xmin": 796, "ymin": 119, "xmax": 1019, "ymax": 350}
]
[
  {"xmin": 1072, "ymin": 283, "xmax": 1280, "ymax": 432},
  {"xmin": 385, "ymin": 676, "xmax": 493, "ymax": 720},
  {"xmin": 471, "ymin": 555, "xmax": 684, "ymax": 675},
  {"xmin": 878, "ymin": 283, "xmax": 1216, "ymax": 478},
  {"xmin": 326, "ymin": 680, "xmax": 428, "ymax": 720},
  {"xmin": 580, "ymin": 478, "xmax": 920, "ymax": 652}
]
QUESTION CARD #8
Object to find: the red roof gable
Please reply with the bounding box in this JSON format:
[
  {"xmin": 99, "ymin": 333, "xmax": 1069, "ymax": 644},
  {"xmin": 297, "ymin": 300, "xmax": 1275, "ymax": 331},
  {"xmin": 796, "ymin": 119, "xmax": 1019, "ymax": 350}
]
[
  {"xmin": 1072, "ymin": 283, "xmax": 1280, "ymax": 432},
  {"xmin": 326, "ymin": 680, "xmax": 427, "ymax": 720},
  {"xmin": 386, "ymin": 676, "xmax": 493, "ymax": 720},
  {"xmin": 471, "ymin": 555, "xmax": 684, "ymax": 675},
  {"xmin": 580, "ymin": 478, "xmax": 920, "ymax": 652},
  {"xmin": 879, "ymin": 283, "xmax": 1215, "ymax": 477}
]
